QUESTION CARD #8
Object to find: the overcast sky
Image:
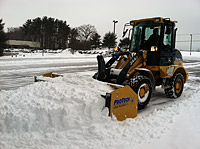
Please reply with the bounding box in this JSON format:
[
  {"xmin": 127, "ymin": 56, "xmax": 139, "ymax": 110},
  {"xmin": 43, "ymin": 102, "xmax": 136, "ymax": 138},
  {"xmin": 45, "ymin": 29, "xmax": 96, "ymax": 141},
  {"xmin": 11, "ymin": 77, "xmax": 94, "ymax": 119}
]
[{"xmin": 0, "ymin": 0, "xmax": 200, "ymax": 49}]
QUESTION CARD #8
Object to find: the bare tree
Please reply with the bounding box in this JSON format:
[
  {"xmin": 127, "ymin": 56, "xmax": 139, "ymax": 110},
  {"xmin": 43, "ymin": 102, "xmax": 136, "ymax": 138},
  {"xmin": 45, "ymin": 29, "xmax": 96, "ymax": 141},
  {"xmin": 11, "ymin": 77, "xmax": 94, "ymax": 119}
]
[{"xmin": 76, "ymin": 24, "xmax": 97, "ymax": 41}]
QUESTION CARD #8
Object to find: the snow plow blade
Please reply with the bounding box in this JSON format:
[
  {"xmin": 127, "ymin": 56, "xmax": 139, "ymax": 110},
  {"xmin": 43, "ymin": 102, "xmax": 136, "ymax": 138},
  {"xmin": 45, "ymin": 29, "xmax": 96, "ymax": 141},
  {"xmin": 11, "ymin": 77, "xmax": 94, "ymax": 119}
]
[
  {"xmin": 34, "ymin": 72, "xmax": 63, "ymax": 82},
  {"xmin": 105, "ymin": 85, "xmax": 138, "ymax": 121},
  {"xmin": 42, "ymin": 72, "xmax": 63, "ymax": 78}
]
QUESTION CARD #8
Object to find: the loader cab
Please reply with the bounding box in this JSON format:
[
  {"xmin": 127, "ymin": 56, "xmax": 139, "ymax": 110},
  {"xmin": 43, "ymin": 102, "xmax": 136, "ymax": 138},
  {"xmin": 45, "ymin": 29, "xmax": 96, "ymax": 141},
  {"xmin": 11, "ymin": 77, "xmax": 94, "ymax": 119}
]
[{"xmin": 129, "ymin": 17, "xmax": 178, "ymax": 66}]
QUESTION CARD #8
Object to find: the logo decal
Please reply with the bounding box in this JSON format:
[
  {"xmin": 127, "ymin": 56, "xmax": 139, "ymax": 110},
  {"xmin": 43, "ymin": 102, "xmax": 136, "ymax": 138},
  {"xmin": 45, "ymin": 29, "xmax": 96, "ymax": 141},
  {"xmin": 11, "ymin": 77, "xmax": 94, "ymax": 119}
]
[{"xmin": 114, "ymin": 97, "xmax": 132, "ymax": 108}]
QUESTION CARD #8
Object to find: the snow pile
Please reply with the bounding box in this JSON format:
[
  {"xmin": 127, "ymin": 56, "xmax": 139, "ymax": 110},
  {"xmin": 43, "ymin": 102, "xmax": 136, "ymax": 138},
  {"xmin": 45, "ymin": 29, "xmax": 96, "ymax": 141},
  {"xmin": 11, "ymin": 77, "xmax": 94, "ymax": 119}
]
[
  {"xmin": 0, "ymin": 74, "xmax": 111, "ymax": 133},
  {"xmin": 1, "ymin": 49, "xmax": 97, "ymax": 59},
  {"xmin": 60, "ymin": 49, "xmax": 73, "ymax": 55},
  {"xmin": 0, "ymin": 51, "xmax": 200, "ymax": 148},
  {"xmin": 0, "ymin": 71, "xmax": 200, "ymax": 148}
]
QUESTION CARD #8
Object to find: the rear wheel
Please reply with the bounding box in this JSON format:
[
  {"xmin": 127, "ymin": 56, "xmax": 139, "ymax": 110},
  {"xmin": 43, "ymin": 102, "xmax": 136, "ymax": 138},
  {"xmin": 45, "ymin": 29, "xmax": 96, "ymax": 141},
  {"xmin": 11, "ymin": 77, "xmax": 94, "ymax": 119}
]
[
  {"xmin": 164, "ymin": 73, "xmax": 184, "ymax": 98},
  {"xmin": 127, "ymin": 75, "xmax": 152, "ymax": 109}
]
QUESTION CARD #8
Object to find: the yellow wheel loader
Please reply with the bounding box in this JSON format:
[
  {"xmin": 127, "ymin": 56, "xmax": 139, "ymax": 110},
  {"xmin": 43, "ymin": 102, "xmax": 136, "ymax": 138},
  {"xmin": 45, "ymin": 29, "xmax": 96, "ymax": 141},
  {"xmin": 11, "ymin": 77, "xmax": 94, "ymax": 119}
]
[{"xmin": 93, "ymin": 17, "xmax": 188, "ymax": 121}]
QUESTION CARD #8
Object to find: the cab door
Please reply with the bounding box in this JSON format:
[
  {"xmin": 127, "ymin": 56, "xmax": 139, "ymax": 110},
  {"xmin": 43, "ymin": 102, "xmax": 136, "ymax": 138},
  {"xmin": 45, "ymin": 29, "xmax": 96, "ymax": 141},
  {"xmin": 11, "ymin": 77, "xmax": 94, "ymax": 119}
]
[
  {"xmin": 159, "ymin": 23, "xmax": 174, "ymax": 66},
  {"xmin": 146, "ymin": 26, "xmax": 161, "ymax": 66}
]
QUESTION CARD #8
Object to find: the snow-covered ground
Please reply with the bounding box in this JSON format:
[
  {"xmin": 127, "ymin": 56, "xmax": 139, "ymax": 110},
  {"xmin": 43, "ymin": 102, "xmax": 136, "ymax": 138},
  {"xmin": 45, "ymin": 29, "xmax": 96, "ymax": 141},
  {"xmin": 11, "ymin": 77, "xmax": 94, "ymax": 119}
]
[
  {"xmin": 0, "ymin": 50, "xmax": 103, "ymax": 90},
  {"xmin": 0, "ymin": 50, "xmax": 200, "ymax": 149}
]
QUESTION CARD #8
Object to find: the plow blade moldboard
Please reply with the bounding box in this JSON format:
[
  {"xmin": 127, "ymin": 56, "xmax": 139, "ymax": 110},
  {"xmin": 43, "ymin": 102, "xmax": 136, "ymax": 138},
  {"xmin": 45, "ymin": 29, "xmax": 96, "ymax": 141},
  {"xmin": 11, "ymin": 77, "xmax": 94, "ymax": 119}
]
[
  {"xmin": 34, "ymin": 72, "xmax": 63, "ymax": 82},
  {"xmin": 106, "ymin": 85, "xmax": 138, "ymax": 121},
  {"xmin": 42, "ymin": 72, "xmax": 63, "ymax": 78}
]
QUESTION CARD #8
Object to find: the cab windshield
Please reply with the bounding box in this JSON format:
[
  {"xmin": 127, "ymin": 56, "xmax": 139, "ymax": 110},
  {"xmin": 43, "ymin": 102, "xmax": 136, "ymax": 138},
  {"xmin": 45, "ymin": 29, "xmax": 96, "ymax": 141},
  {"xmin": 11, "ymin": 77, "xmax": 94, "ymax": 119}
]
[{"xmin": 130, "ymin": 21, "xmax": 161, "ymax": 52}]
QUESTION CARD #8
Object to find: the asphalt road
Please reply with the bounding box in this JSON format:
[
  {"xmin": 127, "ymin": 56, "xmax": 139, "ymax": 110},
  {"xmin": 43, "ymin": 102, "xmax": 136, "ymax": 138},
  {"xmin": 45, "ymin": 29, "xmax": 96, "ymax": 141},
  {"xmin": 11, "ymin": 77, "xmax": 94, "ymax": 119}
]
[
  {"xmin": 0, "ymin": 57, "xmax": 199, "ymax": 91},
  {"xmin": 0, "ymin": 57, "xmax": 98, "ymax": 90}
]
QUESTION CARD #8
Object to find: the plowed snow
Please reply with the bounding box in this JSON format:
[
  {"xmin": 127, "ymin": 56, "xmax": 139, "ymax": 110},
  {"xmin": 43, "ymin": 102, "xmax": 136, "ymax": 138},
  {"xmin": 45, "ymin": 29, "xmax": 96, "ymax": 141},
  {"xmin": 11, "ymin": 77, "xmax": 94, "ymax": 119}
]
[{"xmin": 0, "ymin": 51, "xmax": 200, "ymax": 148}]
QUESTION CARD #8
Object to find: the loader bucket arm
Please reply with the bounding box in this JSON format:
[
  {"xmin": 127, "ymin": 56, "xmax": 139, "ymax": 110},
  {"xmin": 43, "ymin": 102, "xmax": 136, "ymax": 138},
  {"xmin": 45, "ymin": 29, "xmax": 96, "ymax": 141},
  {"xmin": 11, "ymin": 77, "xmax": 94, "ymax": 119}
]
[
  {"xmin": 95, "ymin": 51, "xmax": 132, "ymax": 81},
  {"xmin": 105, "ymin": 51, "xmax": 132, "ymax": 68},
  {"xmin": 117, "ymin": 50, "xmax": 144, "ymax": 84},
  {"xmin": 97, "ymin": 55, "xmax": 106, "ymax": 81}
]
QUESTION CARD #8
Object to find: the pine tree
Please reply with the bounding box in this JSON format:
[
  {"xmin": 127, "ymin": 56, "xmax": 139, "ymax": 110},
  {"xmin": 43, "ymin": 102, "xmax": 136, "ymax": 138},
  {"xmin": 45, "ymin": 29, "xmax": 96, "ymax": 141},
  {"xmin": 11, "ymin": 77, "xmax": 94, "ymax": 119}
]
[
  {"xmin": 102, "ymin": 32, "xmax": 117, "ymax": 49},
  {"xmin": 90, "ymin": 33, "xmax": 101, "ymax": 49},
  {"xmin": 22, "ymin": 16, "xmax": 70, "ymax": 49},
  {"xmin": 118, "ymin": 37, "xmax": 130, "ymax": 49}
]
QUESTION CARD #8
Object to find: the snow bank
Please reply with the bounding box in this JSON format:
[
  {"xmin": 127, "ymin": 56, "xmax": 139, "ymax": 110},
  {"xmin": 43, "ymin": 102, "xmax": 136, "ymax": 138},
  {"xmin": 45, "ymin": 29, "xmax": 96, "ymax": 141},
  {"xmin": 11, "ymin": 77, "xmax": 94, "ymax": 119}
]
[
  {"xmin": 0, "ymin": 51, "xmax": 200, "ymax": 148},
  {"xmin": 0, "ymin": 74, "xmax": 113, "ymax": 148},
  {"xmin": 0, "ymin": 71, "xmax": 200, "ymax": 148},
  {"xmin": 1, "ymin": 49, "xmax": 104, "ymax": 59},
  {"xmin": 0, "ymin": 74, "xmax": 111, "ymax": 133}
]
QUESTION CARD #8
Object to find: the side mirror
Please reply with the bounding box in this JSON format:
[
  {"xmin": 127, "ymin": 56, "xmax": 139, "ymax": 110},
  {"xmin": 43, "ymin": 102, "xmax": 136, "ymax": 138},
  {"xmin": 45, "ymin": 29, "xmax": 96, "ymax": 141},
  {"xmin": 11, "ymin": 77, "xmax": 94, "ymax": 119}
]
[{"xmin": 122, "ymin": 29, "xmax": 128, "ymax": 38}]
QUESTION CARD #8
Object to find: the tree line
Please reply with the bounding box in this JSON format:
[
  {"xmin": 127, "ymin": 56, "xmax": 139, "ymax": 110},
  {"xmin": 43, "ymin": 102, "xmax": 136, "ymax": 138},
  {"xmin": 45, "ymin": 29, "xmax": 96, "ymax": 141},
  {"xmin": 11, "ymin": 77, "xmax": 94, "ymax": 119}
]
[
  {"xmin": 0, "ymin": 19, "xmax": 7, "ymax": 56},
  {"xmin": 0, "ymin": 16, "xmax": 130, "ymax": 55}
]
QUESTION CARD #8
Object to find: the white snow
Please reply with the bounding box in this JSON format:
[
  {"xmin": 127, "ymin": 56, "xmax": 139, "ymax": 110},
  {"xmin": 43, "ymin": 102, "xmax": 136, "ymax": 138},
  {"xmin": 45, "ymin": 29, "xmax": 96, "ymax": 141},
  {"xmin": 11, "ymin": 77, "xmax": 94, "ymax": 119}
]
[
  {"xmin": 0, "ymin": 51, "xmax": 200, "ymax": 149},
  {"xmin": 135, "ymin": 105, "xmax": 200, "ymax": 149},
  {"xmin": 182, "ymin": 51, "xmax": 200, "ymax": 61},
  {"xmin": 1, "ymin": 48, "xmax": 109, "ymax": 59}
]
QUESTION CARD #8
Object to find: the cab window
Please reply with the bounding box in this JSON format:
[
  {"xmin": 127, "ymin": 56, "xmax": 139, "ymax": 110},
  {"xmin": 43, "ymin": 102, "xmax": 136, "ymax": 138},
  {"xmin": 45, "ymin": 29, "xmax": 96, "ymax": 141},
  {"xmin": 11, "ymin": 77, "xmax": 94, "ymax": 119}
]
[
  {"xmin": 144, "ymin": 27, "xmax": 160, "ymax": 41},
  {"xmin": 163, "ymin": 25, "xmax": 172, "ymax": 51}
]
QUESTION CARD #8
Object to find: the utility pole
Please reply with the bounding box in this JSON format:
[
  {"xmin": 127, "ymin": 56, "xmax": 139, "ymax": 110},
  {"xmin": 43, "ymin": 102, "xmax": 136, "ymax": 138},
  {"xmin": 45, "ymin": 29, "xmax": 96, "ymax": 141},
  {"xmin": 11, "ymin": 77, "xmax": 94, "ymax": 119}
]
[
  {"xmin": 113, "ymin": 20, "xmax": 118, "ymax": 35},
  {"xmin": 190, "ymin": 34, "xmax": 192, "ymax": 55}
]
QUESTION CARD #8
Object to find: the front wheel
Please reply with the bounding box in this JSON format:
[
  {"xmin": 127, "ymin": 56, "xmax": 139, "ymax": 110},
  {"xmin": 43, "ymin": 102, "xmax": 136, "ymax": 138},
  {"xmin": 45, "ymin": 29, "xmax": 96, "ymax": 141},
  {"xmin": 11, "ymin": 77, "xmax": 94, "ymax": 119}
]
[
  {"xmin": 127, "ymin": 75, "xmax": 152, "ymax": 109},
  {"xmin": 164, "ymin": 73, "xmax": 184, "ymax": 98}
]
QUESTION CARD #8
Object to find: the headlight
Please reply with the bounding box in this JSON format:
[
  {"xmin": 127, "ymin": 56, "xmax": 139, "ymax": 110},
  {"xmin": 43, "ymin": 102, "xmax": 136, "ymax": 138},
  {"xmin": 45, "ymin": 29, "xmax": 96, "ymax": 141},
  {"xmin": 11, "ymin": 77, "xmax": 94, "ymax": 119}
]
[{"xmin": 151, "ymin": 46, "xmax": 158, "ymax": 51}]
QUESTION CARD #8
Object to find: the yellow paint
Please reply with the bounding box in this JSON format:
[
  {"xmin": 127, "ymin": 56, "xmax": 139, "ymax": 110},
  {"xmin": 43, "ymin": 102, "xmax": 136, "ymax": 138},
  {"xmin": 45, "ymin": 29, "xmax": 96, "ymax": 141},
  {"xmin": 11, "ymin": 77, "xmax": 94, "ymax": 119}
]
[
  {"xmin": 142, "ymin": 50, "xmax": 147, "ymax": 59},
  {"xmin": 110, "ymin": 85, "xmax": 138, "ymax": 121},
  {"xmin": 42, "ymin": 72, "xmax": 63, "ymax": 78},
  {"xmin": 127, "ymin": 63, "xmax": 143, "ymax": 78},
  {"xmin": 175, "ymin": 78, "xmax": 182, "ymax": 93},
  {"xmin": 130, "ymin": 17, "xmax": 177, "ymax": 26},
  {"xmin": 173, "ymin": 66, "xmax": 188, "ymax": 83},
  {"xmin": 139, "ymin": 85, "xmax": 149, "ymax": 98},
  {"xmin": 115, "ymin": 54, "xmax": 132, "ymax": 69},
  {"xmin": 174, "ymin": 61, "xmax": 183, "ymax": 66}
]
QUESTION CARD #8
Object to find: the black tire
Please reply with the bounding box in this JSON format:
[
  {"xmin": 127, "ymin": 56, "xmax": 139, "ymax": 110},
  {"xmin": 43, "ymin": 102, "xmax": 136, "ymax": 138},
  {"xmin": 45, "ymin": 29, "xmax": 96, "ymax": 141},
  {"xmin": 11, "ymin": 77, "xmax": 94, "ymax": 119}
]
[
  {"xmin": 127, "ymin": 75, "xmax": 152, "ymax": 110},
  {"xmin": 164, "ymin": 73, "xmax": 184, "ymax": 98}
]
